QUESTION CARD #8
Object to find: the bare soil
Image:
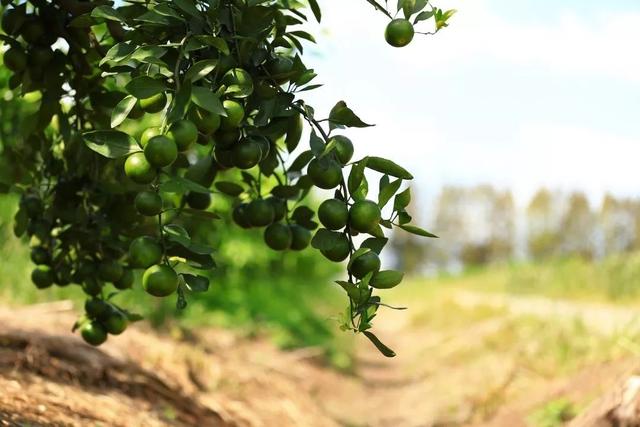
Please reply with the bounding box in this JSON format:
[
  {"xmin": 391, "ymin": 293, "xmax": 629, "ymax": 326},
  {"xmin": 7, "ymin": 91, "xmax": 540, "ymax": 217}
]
[{"xmin": 1, "ymin": 291, "xmax": 640, "ymax": 427}]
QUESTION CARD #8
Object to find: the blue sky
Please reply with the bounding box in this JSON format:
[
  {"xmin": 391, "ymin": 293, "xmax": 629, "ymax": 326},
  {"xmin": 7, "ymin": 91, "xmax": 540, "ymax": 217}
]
[{"xmin": 302, "ymin": 0, "xmax": 640, "ymax": 212}]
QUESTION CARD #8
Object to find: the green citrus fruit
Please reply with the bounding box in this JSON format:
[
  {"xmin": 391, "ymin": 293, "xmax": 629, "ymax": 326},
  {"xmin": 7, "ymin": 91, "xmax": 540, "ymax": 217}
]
[
  {"xmin": 232, "ymin": 203, "xmax": 252, "ymax": 229},
  {"xmin": 3, "ymin": 47, "xmax": 27, "ymax": 72},
  {"xmin": 289, "ymin": 225, "xmax": 311, "ymax": 251},
  {"xmin": 232, "ymin": 141, "xmax": 262, "ymax": 169},
  {"xmin": 308, "ymin": 158, "xmax": 342, "ymax": 189},
  {"xmin": 104, "ymin": 310, "xmax": 128, "ymax": 335},
  {"xmin": 142, "ymin": 264, "xmax": 179, "ymax": 297},
  {"xmin": 80, "ymin": 321, "xmax": 108, "ymax": 346},
  {"xmin": 267, "ymin": 197, "xmax": 287, "ymax": 222},
  {"xmin": 85, "ymin": 298, "xmax": 109, "ymax": 319},
  {"xmin": 246, "ymin": 199, "xmax": 275, "ymax": 227},
  {"xmin": 135, "ymin": 191, "xmax": 163, "ymax": 216},
  {"xmin": 214, "ymin": 146, "xmax": 235, "ymax": 169},
  {"xmin": 138, "ymin": 92, "xmax": 167, "ymax": 113},
  {"xmin": 168, "ymin": 119, "xmax": 198, "ymax": 151},
  {"xmin": 21, "ymin": 194, "xmax": 43, "ymax": 218},
  {"xmin": 349, "ymin": 251, "xmax": 381, "ymax": 279},
  {"xmin": 222, "ymin": 68, "xmax": 254, "ymax": 98},
  {"xmin": 54, "ymin": 266, "xmax": 72, "ymax": 287},
  {"xmin": 140, "ymin": 127, "xmax": 162, "ymax": 148},
  {"xmin": 285, "ymin": 114, "xmax": 303, "ymax": 151},
  {"xmin": 385, "ymin": 19, "xmax": 415, "ymax": 48},
  {"xmin": 114, "ymin": 268, "xmax": 134, "ymax": 290},
  {"xmin": 129, "ymin": 103, "xmax": 145, "ymax": 119},
  {"xmin": 129, "ymin": 236, "xmax": 162, "ymax": 269},
  {"xmin": 185, "ymin": 156, "xmax": 217, "ymax": 187},
  {"xmin": 264, "ymin": 223, "xmax": 293, "ymax": 251},
  {"xmin": 331, "ymin": 135, "xmax": 354, "ymax": 165},
  {"xmin": 144, "ymin": 135, "xmax": 177, "ymax": 167},
  {"xmin": 186, "ymin": 192, "xmax": 211, "ymax": 210},
  {"xmin": 98, "ymin": 260, "xmax": 123, "ymax": 283},
  {"xmin": 1, "ymin": 8, "xmax": 24, "ymax": 35},
  {"xmin": 190, "ymin": 107, "xmax": 221, "ymax": 135},
  {"xmin": 83, "ymin": 278, "xmax": 103, "ymax": 296},
  {"xmin": 266, "ymin": 55, "xmax": 294, "ymax": 84},
  {"xmin": 349, "ymin": 200, "xmax": 381, "ymax": 233},
  {"xmin": 221, "ymin": 100, "xmax": 245, "ymax": 129},
  {"xmin": 20, "ymin": 19, "xmax": 44, "ymax": 44},
  {"xmin": 30, "ymin": 46, "xmax": 53, "ymax": 66},
  {"xmin": 318, "ymin": 199, "xmax": 349, "ymax": 230},
  {"xmin": 30, "ymin": 246, "xmax": 50, "ymax": 265},
  {"xmin": 31, "ymin": 265, "xmax": 54, "ymax": 289},
  {"xmin": 251, "ymin": 135, "xmax": 271, "ymax": 160},
  {"xmin": 215, "ymin": 128, "xmax": 241, "ymax": 149},
  {"xmin": 255, "ymin": 80, "xmax": 277, "ymax": 98},
  {"xmin": 124, "ymin": 153, "xmax": 156, "ymax": 184},
  {"xmin": 320, "ymin": 233, "xmax": 350, "ymax": 262}
]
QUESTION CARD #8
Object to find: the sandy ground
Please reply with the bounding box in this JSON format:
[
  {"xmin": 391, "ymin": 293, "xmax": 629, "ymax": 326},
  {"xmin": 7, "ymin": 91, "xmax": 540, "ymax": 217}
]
[{"xmin": 1, "ymin": 290, "xmax": 640, "ymax": 426}]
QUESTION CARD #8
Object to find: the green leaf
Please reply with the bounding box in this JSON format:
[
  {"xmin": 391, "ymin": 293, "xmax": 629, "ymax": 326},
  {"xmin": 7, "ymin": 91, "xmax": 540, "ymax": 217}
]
[
  {"xmin": 173, "ymin": 0, "xmax": 202, "ymax": 18},
  {"xmin": 162, "ymin": 175, "xmax": 211, "ymax": 194},
  {"xmin": 348, "ymin": 158, "xmax": 368, "ymax": 194},
  {"xmin": 363, "ymin": 331, "xmax": 396, "ymax": 357},
  {"xmin": 402, "ymin": 0, "xmax": 416, "ymax": 18},
  {"xmin": 370, "ymin": 270, "xmax": 404, "ymax": 289},
  {"xmin": 393, "ymin": 187, "xmax": 411, "ymax": 211},
  {"xmin": 99, "ymin": 42, "xmax": 134, "ymax": 66},
  {"xmin": 378, "ymin": 176, "xmax": 402, "ymax": 208},
  {"xmin": 191, "ymin": 86, "xmax": 226, "ymax": 115},
  {"xmin": 167, "ymin": 81, "xmax": 192, "ymax": 123},
  {"xmin": 289, "ymin": 150, "xmax": 314, "ymax": 172},
  {"xmin": 163, "ymin": 224, "xmax": 191, "ymax": 247},
  {"xmin": 193, "ymin": 36, "xmax": 230, "ymax": 55},
  {"xmin": 311, "ymin": 229, "xmax": 344, "ymax": 251},
  {"xmin": 309, "ymin": 131, "xmax": 324, "ymax": 157},
  {"xmin": 13, "ymin": 208, "xmax": 28, "ymax": 238},
  {"xmin": 271, "ymin": 185, "xmax": 299, "ymax": 199},
  {"xmin": 366, "ymin": 157, "xmax": 413, "ymax": 179},
  {"xmin": 214, "ymin": 181, "xmax": 244, "ymax": 196},
  {"xmin": 182, "ymin": 208, "xmax": 220, "ymax": 221},
  {"xmin": 110, "ymin": 95, "xmax": 137, "ymax": 128},
  {"xmin": 182, "ymin": 274, "xmax": 210, "ymax": 292},
  {"xmin": 130, "ymin": 45, "xmax": 168, "ymax": 62},
  {"xmin": 125, "ymin": 76, "xmax": 167, "ymax": 99},
  {"xmin": 91, "ymin": 6, "xmax": 127, "ymax": 23},
  {"xmin": 83, "ymin": 130, "xmax": 141, "ymax": 159},
  {"xmin": 308, "ymin": 0, "xmax": 321, "ymax": 22},
  {"xmin": 153, "ymin": 3, "xmax": 185, "ymax": 20},
  {"xmin": 185, "ymin": 59, "xmax": 217, "ymax": 83},
  {"xmin": 414, "ymin": 10, "xmax": 434, "ymax": 24},
  {"xmin": 361, "ymin": 237, "xmax": 388, "ymax": 255},
  {"xmin": 399, "ymin": 224, "xmax": 438, "ymax": 238},
  {"xmin": 329, "ymin": 101, "xmax": 373, "ymax": 130}
]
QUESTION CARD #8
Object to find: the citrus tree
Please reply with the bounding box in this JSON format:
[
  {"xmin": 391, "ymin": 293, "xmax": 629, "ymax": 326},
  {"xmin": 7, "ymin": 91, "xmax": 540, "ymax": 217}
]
[{"xmin": 0, "ymin": 0, "xmax": 453, "ymax": 356}]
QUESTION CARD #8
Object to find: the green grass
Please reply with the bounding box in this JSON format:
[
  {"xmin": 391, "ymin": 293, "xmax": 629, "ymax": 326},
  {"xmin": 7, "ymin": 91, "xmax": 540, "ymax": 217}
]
[{"xmin": 415, "ymin": 255, "xmax": 640, "ymax": 304}]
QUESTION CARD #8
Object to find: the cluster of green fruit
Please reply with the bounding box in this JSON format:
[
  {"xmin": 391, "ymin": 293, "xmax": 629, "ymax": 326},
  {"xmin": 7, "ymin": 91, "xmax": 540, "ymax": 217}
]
[{"xmin": 0, "ymin": 0, "xmax": 443, "ymax": 355}]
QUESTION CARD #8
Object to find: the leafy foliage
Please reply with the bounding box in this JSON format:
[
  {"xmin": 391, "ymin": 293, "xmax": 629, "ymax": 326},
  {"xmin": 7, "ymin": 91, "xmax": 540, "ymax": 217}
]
[{"xmin": 0, "ymin": 0, "xmax": 450, "ymax": 355}]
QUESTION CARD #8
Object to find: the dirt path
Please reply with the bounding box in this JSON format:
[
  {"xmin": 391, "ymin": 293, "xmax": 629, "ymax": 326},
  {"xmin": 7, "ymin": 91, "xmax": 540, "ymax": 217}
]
[
  {"xmin": 1, "ymin": 289, "xmax": 640, "ymax": 426},
  {"xmin": 311, "ymin": 289, "xmax": 640, "ymax": 427}
]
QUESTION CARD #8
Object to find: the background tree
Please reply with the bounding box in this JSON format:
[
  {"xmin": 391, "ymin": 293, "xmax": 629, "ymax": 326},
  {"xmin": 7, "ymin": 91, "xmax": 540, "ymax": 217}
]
[
  {"xmin": 559, "ymin": 192, "xmax": 595, "ymax": 259},
  {"xmin": 526, "ymin": 188, "xmax": 561, "ymax": 260}
]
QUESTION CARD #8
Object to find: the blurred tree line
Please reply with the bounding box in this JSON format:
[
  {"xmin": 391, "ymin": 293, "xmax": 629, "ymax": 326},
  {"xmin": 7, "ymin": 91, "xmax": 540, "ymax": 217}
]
[{"xmin": 392, "ymin": 185, "xmax": 640, "ymax": 274}]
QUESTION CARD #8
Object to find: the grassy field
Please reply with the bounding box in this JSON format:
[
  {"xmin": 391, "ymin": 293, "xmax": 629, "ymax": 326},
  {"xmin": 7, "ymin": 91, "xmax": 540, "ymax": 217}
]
[{"xmin": 420, "ymin": 255, "xmax": 640, "ymax": 304}]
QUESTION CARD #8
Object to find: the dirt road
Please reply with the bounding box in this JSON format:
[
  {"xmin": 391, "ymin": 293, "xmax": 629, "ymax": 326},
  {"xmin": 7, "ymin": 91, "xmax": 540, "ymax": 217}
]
[{"xmin": 1, "ymin": 288, "xmax": 640, "ymax": 426}]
